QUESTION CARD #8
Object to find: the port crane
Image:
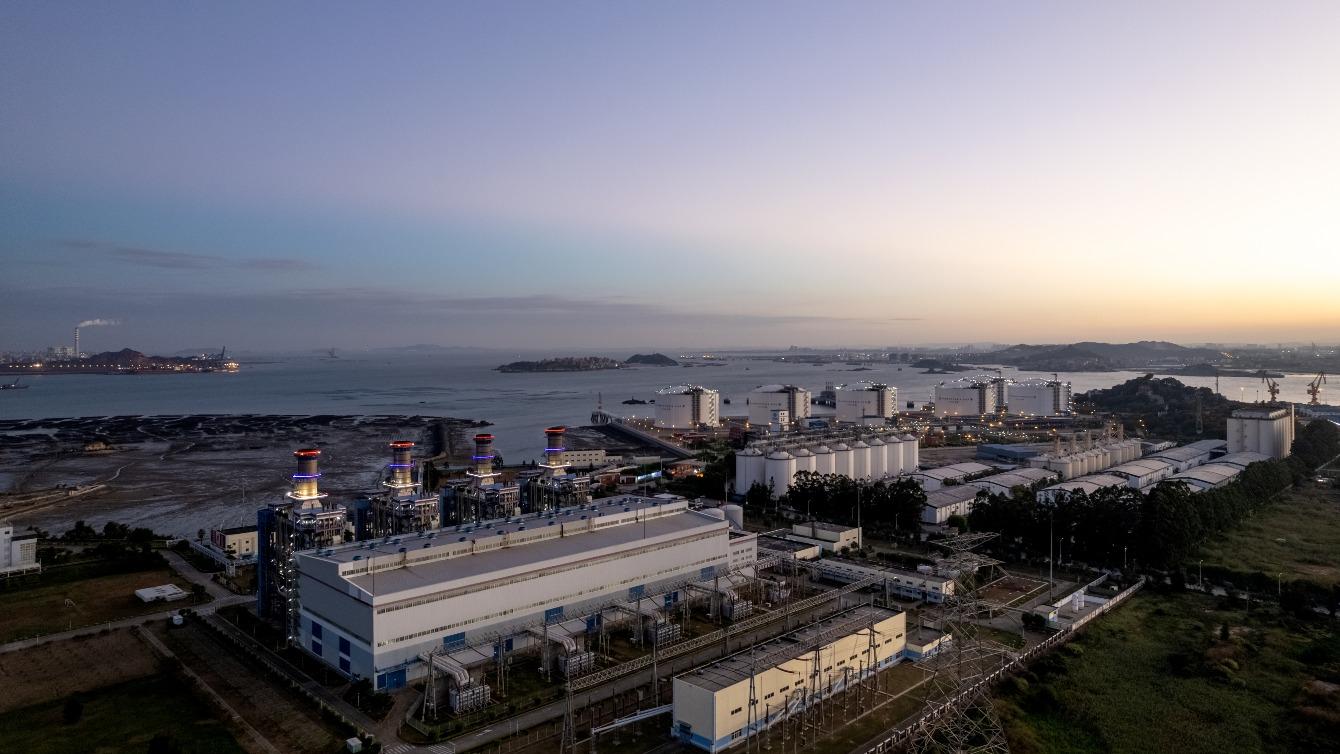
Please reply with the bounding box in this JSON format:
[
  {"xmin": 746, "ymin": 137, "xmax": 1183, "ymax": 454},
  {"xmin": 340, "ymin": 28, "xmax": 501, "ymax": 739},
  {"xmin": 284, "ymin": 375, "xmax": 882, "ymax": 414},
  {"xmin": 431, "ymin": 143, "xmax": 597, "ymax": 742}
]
[
  {"xmin": 1261, "ymin": 376, "xmax": 1281, "ymax": 404},
  {"xmin": 1307, "ymin": 372, "xmax": 1327, "ymax": 405}
]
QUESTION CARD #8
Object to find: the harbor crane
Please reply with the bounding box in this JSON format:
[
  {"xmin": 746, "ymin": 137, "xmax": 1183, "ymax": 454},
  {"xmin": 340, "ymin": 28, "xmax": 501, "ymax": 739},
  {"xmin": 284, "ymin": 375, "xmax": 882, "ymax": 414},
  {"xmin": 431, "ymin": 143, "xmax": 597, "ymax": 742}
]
[
  {"xmin": 1307, "ymin": 372, "xmax": 1327, "ymax": 405},
  {"xmin": 1261, "ymin": 376, "xmax": 1281, "ymax": 404}
]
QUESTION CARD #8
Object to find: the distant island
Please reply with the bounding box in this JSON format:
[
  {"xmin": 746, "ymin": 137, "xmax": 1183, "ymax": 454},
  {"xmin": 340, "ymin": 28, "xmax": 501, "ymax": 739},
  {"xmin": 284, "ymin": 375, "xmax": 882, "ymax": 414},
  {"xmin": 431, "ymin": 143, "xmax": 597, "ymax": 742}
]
[
  {"xmin": 1156, "ymin": 363, "xmax": 1285, "ymax": 378},
  {"xmin": 496, "ymin": 356, "xmax": 624, "ymax": 373},
  {"xmin": 625, "ymin": 353, "xmax": 678, "ymax": 367},
  {"xmin": 0, "ymin": 348, "xmax": 238, "ymax": 375}
]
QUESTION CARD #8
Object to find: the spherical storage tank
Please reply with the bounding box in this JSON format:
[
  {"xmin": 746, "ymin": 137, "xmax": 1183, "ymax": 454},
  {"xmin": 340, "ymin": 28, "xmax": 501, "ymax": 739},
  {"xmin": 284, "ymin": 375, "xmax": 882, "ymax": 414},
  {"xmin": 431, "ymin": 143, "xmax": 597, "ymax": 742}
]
[
  {"xmin": 831, "ymin": 443, "xmax": 852, "ymax": 478},
  {"xmin": 735, "ymin": 447, "xmax": 764, "ymax": 496},
  {"xmin": 867, "ymin": 437, "xmax": 887, "ymax": 479},
  {"xmin": 722, "ymin": 504, "xmax": 745, "ymax": 530},
  {"xmin": 850, "ymin": 440, "xmax": 870, "ymax": 480},
  {"xmin": 812, "ymin": 445, "xmax": 835, "ymax": 475},
  {"xmin": 765, "ymin": 450, "xmax": 797, "ymax": 494},
  {"xmin": 792, "ymin": 447, "xmax": 816, "ymax": 475}
]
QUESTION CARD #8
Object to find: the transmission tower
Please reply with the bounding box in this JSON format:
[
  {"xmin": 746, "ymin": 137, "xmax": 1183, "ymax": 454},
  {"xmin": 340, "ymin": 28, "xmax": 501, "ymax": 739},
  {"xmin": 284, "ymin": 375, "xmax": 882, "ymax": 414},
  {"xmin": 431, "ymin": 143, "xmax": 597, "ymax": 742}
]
[{"xmin": 909, "ymin": 532, "xmax": 1013, "ymax": 754}]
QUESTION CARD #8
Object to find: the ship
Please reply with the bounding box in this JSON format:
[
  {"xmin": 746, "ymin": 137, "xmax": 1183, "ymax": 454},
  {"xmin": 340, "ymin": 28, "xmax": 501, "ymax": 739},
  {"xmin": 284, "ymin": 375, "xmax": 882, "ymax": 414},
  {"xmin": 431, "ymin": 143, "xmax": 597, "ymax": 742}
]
[{"xmin": 1, "ymin": 377, "xmax": 28, "ymax": 390}]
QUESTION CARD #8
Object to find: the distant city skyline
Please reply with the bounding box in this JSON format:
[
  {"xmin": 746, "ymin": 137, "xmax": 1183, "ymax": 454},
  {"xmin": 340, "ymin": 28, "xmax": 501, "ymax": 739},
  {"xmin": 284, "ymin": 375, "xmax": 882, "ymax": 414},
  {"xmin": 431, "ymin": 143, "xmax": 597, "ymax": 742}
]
[{"xmin": 3, "ymin": 2, "xmax": 1339, "ymax": 351}]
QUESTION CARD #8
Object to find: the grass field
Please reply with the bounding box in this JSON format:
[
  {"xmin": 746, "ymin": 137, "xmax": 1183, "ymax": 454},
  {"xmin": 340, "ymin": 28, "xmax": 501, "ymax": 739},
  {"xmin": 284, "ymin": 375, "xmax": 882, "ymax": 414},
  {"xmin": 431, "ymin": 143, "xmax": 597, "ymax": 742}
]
[
  {"xmin": 994, "ymin": 590, "xmax": 1340, "ymax": 753},
  {"xmin": 0, "ymin": 674, "xmax": 245, "ymax": 754},
  {"xmin": 0, "ymin": 566, "xmax": 203, "ymax": 643},
  {"xmin": 1196, "ymin": 484, "xmax": 1340, "ymax": 587}
]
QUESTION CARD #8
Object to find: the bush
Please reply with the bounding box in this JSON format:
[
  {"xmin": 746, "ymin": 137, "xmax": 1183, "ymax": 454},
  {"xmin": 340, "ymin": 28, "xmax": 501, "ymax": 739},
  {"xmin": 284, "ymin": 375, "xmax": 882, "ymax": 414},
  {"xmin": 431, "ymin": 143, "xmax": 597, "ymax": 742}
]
[{"xmin": 62, "ymin": 694, "xmax": 84, "ymax": 725}]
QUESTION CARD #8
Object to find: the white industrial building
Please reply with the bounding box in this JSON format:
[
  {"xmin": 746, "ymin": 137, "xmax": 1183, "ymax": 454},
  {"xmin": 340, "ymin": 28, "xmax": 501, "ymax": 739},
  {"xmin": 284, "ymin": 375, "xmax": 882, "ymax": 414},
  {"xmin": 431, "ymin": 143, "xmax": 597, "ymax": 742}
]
[
  {"xmin": 908, "ymin": 462, "xmax": 994, "ymax": 492},
  {"xmin": 1146, "ymin": 439, "xmax": 1226, "ymax": 473},
  {"xmin": 671, "ymin": 606, "xmax": 918, "ymax": 752},
  {"xmin": 1226, "ymin": 406, "xmax": 1296, "ymax": 459},
  {"xmin": 734, "ymin": 428, "xmax": 920, "ymax": 496},
  {"xmin": 1006, "ymin": 379, "xmax": 1072, "ymax": 417},
  {"xmin": 921, "ymin": 486, "xmax": 980, "ymax": 524},
  {"xmin": 748, "ymin": 385, "xmax": 812, "ymax": 427},
  {"xmin": 292, "ymin": 496, "xmax": 757, "ymax": 690},
  {"xmin": 656, "ymin": 385, "xmax": 722, "ymax": 429},
  {"xmin": 1102, "ymin": 459, "xmax": 1177, "ymax": 490},
  {"xmin": 1036, "ymin": 474, "xmax": 1130, "ymax": 503},
  {"xmin": 1166, "ymin": 450, "xmax": 1271, "ymax": 492},
  {"xmin": 966, "ymin": 468, "xmax": 1059, "ymax": 498},
  {"xmin": 0, "ymin": 521, "xmax": 39, "ymax": 576},
  {"xmin": 786, "ymin": 521, "xmax": 862, "ymax": 552},
  {"xmin": 933, "ymin": 377, "xmax": 1001, "ymax": 418},
  {"xmin": 835, "ymin": 383, "xmax": 898, "ymax": 423}
]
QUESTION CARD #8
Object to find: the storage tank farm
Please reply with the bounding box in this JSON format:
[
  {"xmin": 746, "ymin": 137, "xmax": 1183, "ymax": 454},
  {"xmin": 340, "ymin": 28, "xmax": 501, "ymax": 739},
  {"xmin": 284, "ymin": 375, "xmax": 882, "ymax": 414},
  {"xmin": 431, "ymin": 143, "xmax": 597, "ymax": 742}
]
[
  {"xmin": 1027, "ymin": 426, "xmax": 1139, "ymax": 480},
  {"xmin": 734, "ymin": 426, "xmax": 921, "ymax": 496}
]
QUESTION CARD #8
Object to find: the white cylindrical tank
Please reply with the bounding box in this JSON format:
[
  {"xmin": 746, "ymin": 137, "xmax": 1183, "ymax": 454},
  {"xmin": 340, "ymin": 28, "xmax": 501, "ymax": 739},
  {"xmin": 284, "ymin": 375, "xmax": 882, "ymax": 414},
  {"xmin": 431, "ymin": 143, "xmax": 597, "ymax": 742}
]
[
  {"xmin": 867, "ymin": 437, "xmax": 886, "ymax": 479},
  {"xmin": 831, "ymin": 443, "xmax": 852, "ymax": 478},
  {"xmin": 735, "ymin": 447, "xmax": 764, "ymax": 495},
  {"xmin": 704, "ymin": 507, "xmax": 727, "ymax": 521},
  {"xmin": 901, "ymin": 435, "xmax": 920, "ymax": 471},
  {"xmin": 887, "ymin": 436, "xmax": 904, "ymax": 476},
  {"xmin": 812, "ymin": 445, "xmax": 835, "ymax": 475},
  {"xmin": 765, "ymin": 450, "xmax": 797, "ymax": 494},
  {"xmin": 792, "ymin": 447, "xmax": 816, "ymax": 475},
  {"xmin": 723, "ymin": 504, "xmax": 745, "ymax": 530},
  {"xmin": 850, "ymin": 440, "xmax": 870, "ymax": 480}
]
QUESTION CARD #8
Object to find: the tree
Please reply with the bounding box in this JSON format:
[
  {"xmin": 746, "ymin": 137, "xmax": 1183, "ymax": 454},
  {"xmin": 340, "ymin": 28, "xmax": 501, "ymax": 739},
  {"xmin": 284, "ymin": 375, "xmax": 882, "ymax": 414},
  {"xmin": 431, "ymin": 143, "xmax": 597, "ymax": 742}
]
[
  {"xmin": 945, "ymin": 514, "xmax": 968, "ymax": 534},
  {"xmin": 147, "ymin": 733, "xmax": 181, "ymax": 754},
  {"xmin": 744, "ymin": 481, "xmax": 773, "ymax": 512}
]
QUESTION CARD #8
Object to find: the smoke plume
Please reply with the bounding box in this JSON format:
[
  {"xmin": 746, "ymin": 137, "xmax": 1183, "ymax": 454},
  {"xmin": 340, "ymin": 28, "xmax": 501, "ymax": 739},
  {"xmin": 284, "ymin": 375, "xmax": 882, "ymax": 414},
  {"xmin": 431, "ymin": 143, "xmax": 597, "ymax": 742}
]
[{"xmin": 77, "ymin": 318, "xmax": 121, "ymax": 327}]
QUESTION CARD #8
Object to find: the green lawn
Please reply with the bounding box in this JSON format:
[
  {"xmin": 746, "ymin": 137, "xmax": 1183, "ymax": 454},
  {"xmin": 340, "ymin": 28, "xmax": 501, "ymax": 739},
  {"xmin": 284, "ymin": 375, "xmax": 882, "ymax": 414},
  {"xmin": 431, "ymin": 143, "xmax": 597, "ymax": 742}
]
[
  {"xmin": 0, "ymin": 566, "xmax": 204, "ymax": 642},
  {"xmin": 994, "ymin": 590, "xmax": 1340, "ymax": 753},
  {"xmin": 0, "ymin": 674, "xmax": 245, "ymax": 754},
  {"xmin": 1196, "ymin": 484, "xmax": 1340, "ymax": 588}
]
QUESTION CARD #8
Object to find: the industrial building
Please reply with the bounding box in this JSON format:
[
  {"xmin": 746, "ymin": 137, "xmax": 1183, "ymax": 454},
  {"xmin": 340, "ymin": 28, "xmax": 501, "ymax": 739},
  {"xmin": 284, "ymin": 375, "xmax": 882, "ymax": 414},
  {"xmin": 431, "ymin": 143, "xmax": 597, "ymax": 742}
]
[
  {"xmin": 1026, "ymin": 429, "xmax": 1143, "ymax": 480},
  {"xmin": 438, "ymin": 433, "xmax": 522, "ymax": 525},
  {"xmin": 834, "ymin": 382, "xmax": 898, "ymax": 423},
  {"xmin": 965, "ymin": 468, "xmax": 1059, "ymax": 498},
  {"xmin": 1006, "ymin": 378, "xmax": 1072, "ymax": 417},
  {"xmin": 1165, "ymin": 450, "xmax": 1270, "ymax": 492},
  {"xmin": 1146, "ymin": 439, "xmax": 1226, "ymax": 473},
  {"xmin": 933, "ymin": 376, "xmax": 1007, "ymax": 418},
  {"xmin": 671, "ymin": 605, "xmax": 912, "ymax": 752},
  {"xmin": 656, "ymin": 385, "xmax": 722, "ymax": 429},
  {"xmin": 748, "ymin": 385, "xmax": 812, "ymax": 427},
  {"xmin": 0, "ymin": 521, "xmax": 39, "ymax": 576},
  {"xmin": 907, "ymin": 462, "xmax": 994, "ymax": 492},
  {"xmin": 210, "ymin": 525, "xmax": 258, "ymax": 560},
  {"xmin": 1227, "ymin": 406, "xmax": 1296, "ymax": 459},
  {"xmin": 292, "ymin": 496, "xmax": 758, "ymax": 690},
  {"xmin": 803, "ymin": 557, "xmax": 955, "ymax": 603},
  {"xmin": 257, "ymin": 449, "xmax": 350, "ymax": 637},
  {"xmin": 1035, "ymin": 474, "xmax": 1130, "ymax": 503},
  {"xmin": 785, "ymin": 521, "xmax": 862, "ymax": 552},
  {"xmin": 921, "ymin": 486, "xmax": 980, "ymax": 525},
  {"xmin": 363, "ymin": 441, "xmax": 440, "ymax": 539},
  {"xmin": 734, "ymin": 427, "xmax": 919, "ymax": 496},
  {"xmin": 1101, "ymin": 459, "xmax": 1176, "ymax": 490}
]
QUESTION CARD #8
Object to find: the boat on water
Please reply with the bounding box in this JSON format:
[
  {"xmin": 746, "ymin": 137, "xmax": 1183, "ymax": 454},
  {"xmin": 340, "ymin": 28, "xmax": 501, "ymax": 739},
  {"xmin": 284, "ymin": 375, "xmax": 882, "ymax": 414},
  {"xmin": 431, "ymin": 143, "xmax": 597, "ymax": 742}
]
[{"xmin": 1, "ymin": 377, "xmax": 28, "ymax": 390}]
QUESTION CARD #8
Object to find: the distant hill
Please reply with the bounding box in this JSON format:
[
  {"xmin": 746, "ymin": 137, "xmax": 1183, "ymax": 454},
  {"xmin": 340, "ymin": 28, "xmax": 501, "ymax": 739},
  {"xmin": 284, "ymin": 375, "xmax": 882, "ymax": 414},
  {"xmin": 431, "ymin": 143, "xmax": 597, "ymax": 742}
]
[
  {"xmin": 981, "ymin": 341, "xmax": 1226, "ymax": 371},
  {"xmin": 625, "ymin": 353, "xmax": 678, "ymax": 367},
  {"xmin": 1077, "ymin": 374, "xmax": 1239, "ymax": 440},
  {"xmin": 496, "ymin": 356, "xmax": 623, "ymax": 373}
]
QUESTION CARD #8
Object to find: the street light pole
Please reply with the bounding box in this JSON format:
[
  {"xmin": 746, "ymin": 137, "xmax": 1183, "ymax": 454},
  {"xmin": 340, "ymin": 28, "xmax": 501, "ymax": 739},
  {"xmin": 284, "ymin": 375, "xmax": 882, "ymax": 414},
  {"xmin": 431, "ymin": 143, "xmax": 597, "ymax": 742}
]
[
  {"xmin": 1277, "ymin": 572, "xmax": 1283, "ymax": 597},
  {"xmin": 1198, "ymin": 559, "xmax": 1204, "ymax": 589}
]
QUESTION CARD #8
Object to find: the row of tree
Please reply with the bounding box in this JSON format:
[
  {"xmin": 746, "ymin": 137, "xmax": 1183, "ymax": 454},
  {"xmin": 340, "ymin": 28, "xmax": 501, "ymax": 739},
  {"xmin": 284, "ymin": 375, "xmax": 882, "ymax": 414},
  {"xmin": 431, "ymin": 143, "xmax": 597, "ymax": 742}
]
[
  {"xmin": 746, "ymin": 471, "xmax": 928, "ymax": 538},
  {"xmin": 971, "ymin": 418, "xmax": 1340, "ymax": 570}
]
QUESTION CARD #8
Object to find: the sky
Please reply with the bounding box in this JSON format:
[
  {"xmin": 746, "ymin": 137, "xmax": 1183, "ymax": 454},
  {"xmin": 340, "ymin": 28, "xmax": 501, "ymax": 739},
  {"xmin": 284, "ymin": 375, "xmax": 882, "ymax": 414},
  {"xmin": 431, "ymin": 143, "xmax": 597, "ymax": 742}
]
[{"xmin": 2, "ymin": 2, "xmax": 1339, "ymax": 352}]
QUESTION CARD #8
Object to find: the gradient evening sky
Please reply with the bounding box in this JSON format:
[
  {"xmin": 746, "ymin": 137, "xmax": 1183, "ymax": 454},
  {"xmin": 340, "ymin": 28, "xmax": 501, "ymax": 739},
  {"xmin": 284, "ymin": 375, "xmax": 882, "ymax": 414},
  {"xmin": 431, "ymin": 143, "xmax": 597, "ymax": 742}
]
[{"xmin": 3, "ymin": 2, "xmax": 1338, "ymax": 352}]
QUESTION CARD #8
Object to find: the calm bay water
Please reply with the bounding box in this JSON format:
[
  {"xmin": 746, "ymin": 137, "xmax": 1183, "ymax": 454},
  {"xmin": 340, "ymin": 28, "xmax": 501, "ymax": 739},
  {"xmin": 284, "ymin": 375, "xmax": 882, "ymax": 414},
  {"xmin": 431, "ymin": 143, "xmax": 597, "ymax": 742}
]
[{"xmin": 0, "ymin": 352, "xmax": 1320, "ymax": 460}]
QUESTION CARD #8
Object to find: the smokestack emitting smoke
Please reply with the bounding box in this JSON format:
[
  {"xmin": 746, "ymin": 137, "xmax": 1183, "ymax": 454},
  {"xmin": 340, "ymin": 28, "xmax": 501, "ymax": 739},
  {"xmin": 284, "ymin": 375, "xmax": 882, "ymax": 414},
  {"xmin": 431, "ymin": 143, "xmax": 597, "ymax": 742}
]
[{"xmin": 74, "ymin": 318, "xmax": 120, "ymax": 357}]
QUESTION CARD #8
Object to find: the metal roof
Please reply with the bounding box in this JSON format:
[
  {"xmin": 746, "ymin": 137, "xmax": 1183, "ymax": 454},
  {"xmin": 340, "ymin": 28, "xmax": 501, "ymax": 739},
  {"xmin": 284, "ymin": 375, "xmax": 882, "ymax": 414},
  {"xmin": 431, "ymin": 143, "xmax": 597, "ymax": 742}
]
[
  {"xmin": 925, "ymin": 486, "xmax": 980, "ymax": 509},
  {"xmin": 675, "ymin": 605, "xmax": 900, "ymax": 692}
]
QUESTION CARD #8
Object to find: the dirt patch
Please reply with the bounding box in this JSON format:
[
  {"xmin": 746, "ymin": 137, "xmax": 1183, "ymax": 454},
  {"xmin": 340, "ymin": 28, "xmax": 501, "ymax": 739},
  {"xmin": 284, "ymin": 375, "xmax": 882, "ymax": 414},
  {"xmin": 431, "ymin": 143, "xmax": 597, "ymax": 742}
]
[{"xmin": 0, "ymin": 628, "xmax": 160, "ymax": 713}]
